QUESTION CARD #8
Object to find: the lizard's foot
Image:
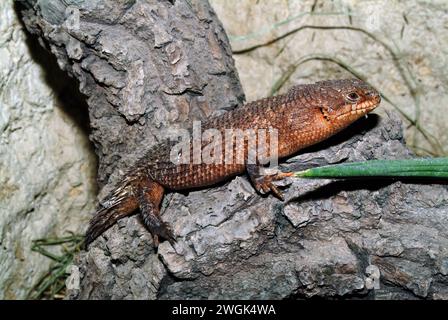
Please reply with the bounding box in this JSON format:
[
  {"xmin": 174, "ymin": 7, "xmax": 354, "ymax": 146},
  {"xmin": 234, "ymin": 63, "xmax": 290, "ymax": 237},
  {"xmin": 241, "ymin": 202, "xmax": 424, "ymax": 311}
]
[
  {"xmin": 137, "ymin": 180, "xmax": 176, "ymax": 248},
  {"xmin": 252, "ymin": 172, "xmax": 293, "ymax": 201},
  {"xmin": 151, "ymin": 220, "xmax": 176, "ymax": 247},
  {"xmin": 140, "ymin": 211, "xmax": 176, "ymax": 247}
]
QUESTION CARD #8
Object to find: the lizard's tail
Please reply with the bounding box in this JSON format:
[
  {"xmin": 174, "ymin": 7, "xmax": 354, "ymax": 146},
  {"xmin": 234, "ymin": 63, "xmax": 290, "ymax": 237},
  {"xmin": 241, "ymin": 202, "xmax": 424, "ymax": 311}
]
[{"xmin": 85, "ymin": 181, "xmax": 139, "ymax": 247}]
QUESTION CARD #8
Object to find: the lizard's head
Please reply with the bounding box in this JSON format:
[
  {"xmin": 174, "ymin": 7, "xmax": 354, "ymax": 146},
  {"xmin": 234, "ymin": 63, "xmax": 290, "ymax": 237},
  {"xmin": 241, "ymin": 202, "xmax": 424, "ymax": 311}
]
[{"xmin": 314, "ymin": 78, "xmax": 381, "ymax": 128}]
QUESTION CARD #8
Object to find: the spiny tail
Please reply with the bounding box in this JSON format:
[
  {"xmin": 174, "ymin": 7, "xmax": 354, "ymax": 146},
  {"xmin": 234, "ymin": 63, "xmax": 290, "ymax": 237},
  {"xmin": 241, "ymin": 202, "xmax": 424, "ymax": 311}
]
[{"xmin": 85, "ymin": 179, "xmax": 139, "ymax": 247}]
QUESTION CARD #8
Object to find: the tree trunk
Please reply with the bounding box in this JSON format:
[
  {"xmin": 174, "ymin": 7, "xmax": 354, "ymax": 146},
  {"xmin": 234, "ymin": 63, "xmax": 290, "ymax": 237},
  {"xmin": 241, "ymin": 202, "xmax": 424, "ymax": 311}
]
[{"xmin": 18, "ymin": 0, "xmax": 448, "ymax": 299}]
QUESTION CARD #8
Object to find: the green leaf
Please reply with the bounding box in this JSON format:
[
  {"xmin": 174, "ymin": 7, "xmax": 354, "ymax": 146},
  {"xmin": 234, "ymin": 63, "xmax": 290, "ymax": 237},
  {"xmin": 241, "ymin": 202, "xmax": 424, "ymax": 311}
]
[{"xmin": 294, "ymin": 158, "xmax": 448, "ymax": 179}]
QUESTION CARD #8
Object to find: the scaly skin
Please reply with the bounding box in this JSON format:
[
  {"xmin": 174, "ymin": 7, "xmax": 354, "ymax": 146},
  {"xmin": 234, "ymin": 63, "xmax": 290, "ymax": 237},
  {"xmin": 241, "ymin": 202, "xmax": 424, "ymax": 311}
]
[{"xmin": 86, "ymin": 78, "xmax": 381, "ymax": 247}]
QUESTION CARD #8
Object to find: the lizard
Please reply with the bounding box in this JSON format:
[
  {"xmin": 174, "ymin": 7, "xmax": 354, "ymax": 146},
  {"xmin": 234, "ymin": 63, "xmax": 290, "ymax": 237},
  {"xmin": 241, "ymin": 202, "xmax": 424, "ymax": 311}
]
[{"xmin": 85, "ymin": 78, "xmax": 381, "ymax": 247}]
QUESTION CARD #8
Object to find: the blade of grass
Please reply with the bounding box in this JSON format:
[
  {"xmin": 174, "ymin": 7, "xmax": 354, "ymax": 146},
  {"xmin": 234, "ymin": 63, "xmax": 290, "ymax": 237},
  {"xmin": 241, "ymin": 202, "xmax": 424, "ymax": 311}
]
[
  {"xmin": 28, "ymin": 234, "xmax": 84, "ymax": 299},
  {"xmin": 295, "ymin": 158, "xmax": 448, "ymax": 179}
]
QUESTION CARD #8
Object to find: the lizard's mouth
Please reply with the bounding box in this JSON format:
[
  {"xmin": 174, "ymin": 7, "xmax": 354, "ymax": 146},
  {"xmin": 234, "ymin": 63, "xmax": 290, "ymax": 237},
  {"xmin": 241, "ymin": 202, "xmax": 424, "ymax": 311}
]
[{"xmin": 335, "ymin": 97, "xmax": 380, "ymax": 120}]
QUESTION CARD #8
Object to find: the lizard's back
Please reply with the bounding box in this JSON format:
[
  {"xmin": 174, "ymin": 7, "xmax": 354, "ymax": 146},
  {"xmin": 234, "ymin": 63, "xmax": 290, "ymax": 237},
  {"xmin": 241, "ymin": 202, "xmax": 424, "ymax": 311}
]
[{"xmin": 140, "ymin": 85, "xmax": 316, "ymax": 190}]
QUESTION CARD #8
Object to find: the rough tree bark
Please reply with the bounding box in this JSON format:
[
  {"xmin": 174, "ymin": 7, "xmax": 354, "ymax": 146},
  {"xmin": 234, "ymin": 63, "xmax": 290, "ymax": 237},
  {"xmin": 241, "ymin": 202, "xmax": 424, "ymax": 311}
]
[{"xmin": 18, "ymin": 0, "xmax": 448, "ymax": 299}]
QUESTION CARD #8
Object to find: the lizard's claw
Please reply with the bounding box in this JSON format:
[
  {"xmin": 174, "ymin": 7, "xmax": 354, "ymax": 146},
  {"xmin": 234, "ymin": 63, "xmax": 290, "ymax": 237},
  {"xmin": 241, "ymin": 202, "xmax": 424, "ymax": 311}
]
[
  {"xmin": 162, "ymin": 224, "xmax": 177, "ymax": 246},
  {"xmin": 253, "ymin": 172, "xmax": 293, "ymax": 201},
  {"xmin": 149, "ymin": 220, "xmax": 176, "ymax": 248}
]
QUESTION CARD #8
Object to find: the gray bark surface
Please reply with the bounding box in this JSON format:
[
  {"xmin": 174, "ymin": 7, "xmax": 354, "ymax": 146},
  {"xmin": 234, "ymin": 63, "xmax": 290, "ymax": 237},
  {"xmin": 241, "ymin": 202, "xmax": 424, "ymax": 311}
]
[
  {"xmin": 18, "ymin": 0, "xmax": 244, "ymax": 187},
  {"xmin": 19, "ymin": 0, "xmax": 448, "ymax": 299}
]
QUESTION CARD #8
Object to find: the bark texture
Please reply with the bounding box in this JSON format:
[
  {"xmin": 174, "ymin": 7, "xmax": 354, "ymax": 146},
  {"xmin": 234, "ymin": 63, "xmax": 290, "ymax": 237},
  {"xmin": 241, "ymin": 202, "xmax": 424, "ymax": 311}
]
[
  {"xmin": 18, "ymin": 0, "xmax": 244, "ymax": 187},
  {"xmin": 18, "ymin": 0, "xmax": 448, "ymax": 299}
]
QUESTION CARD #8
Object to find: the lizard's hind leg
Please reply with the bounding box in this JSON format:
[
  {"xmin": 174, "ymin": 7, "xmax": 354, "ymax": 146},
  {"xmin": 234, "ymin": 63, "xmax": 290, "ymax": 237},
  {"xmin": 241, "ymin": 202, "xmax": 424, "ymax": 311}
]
[{"xmin": 137, "ymin": 179, "xmax": 175, "ymax": 247}]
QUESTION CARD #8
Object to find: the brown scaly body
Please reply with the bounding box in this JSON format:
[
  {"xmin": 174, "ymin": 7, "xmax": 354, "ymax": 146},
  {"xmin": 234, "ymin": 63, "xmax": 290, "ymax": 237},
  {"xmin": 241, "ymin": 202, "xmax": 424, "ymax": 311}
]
[{"xmin": 86, "ymin": 79, "xmax": 381, "ymax": 246}]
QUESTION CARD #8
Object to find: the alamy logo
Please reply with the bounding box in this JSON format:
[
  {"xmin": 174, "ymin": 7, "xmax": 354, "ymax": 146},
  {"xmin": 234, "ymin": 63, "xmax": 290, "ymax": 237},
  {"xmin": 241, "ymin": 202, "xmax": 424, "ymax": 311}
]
[{"xmin": 169, "ymin": 121, "xmax": 279, "ymax": 167}]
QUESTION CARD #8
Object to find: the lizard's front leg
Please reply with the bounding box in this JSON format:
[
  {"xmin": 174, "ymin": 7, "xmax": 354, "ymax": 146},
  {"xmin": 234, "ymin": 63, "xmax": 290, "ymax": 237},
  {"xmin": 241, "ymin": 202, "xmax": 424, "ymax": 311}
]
[
  {"xmin": 246, "ymin": 164, "xmax": 293, "ymax": 201},
  {"xmin": 137, "ymin": 179, "xmax": 175, "ymax": 247}
]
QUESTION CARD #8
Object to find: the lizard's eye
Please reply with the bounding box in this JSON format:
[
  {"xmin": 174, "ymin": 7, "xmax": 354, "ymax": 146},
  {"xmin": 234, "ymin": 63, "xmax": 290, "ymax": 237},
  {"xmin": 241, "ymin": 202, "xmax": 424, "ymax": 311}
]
[{"xmin": 346, "ymin": 92, "xmax": 360, "ymax": 102}]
